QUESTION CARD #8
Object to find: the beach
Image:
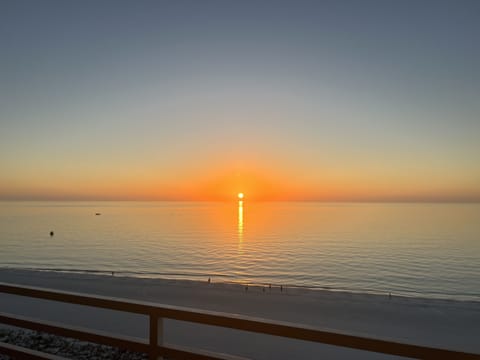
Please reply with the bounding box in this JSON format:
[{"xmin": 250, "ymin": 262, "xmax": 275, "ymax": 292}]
[{"xmin": 0, "ymin": 269, "xmax": 479, "ymax": 359}]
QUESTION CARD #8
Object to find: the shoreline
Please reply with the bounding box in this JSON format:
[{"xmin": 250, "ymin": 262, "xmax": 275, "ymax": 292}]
[
  {"xmin": 1, "ymin": 268, "xmax": 479, "ymax": 359},
  {"xmin": 2, "ymin": 266, "xmax": 479, "ymax": 303}
]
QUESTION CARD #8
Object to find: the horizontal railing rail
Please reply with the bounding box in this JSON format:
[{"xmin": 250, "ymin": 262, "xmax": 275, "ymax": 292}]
[
  {"xmin": 0, "ymin": 341, "xmax": 69, "ymax": 360},
  {"xmin": 0, "ymin": 282, "xmax": 478, "ymax": 359}
]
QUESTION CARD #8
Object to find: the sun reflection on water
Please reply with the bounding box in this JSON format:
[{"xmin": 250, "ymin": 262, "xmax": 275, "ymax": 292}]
[{"xmin": 238, "ymin": 200, "xmax": 244, "ymax": 250}]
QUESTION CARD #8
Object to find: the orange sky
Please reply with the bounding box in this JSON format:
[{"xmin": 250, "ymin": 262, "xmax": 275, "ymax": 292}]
[{"xmin": 2, "ymin": 160, "xmax": 479, "ymax": 202}]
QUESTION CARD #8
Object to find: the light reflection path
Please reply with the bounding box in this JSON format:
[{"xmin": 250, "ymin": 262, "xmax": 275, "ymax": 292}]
[{"xmin": 238, "ymin": 200, "xmax": 244, "ymax": 252}]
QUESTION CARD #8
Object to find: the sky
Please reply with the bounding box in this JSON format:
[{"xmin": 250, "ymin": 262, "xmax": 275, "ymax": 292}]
[{"xmin": 1, "ymin": 0, "xmax": 479, "ymax": 201}]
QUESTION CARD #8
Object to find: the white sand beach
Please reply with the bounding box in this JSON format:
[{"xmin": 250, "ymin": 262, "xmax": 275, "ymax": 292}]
[{"xmin": 0, "ymin": 268, "xmax": 479, "ymax": 359}]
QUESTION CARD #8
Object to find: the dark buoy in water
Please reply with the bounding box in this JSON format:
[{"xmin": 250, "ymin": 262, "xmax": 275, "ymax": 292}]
[{"xmin": 50, "ymin": 231, "xmax": 54, "ymax": 236}]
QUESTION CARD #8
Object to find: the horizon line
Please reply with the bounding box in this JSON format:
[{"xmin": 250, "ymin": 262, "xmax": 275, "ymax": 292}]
[{"xmin": 1, "ymin": 198, "xmax": 480, "ymax": 204}]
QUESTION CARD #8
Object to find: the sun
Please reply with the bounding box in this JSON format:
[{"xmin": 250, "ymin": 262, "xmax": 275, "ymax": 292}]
[{"xmin": 238, "ymin": 192, "xmax": 244, "ymax": 200}]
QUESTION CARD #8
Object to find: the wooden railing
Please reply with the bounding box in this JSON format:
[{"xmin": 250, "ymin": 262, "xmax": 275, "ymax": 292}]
[{"xmin": 0, "ymin": 282, "xmax": 478, "ymax": 359}]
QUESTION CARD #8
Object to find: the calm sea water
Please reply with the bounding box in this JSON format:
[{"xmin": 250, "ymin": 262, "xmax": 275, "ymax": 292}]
[{"xmin": 0, "ymin": 201, "xmax": 479, "ymax": 300}]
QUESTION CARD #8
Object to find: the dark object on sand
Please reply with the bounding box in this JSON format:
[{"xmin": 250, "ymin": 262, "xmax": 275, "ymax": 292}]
[
  {"xmin": 49, "ymin": 231, "xmax": 54, "ymax": 236},
  {"xmin": 95, "ymin": 213, "xmax": 101, "ymax": 216},
  {"xmin": 208, "ymin": 277, "xmax": 211, "ymax": 283}
]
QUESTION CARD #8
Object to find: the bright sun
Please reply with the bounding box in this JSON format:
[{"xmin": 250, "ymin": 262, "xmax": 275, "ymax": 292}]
[{"xmin": 238, "ymin": 192, "xmax": 244, "ymax": 199}]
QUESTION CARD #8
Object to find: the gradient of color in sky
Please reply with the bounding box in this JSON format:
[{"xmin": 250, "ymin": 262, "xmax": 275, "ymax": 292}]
[{"xmin": 1, "ymin": 0, "xmax": 479, "ymax": 202}]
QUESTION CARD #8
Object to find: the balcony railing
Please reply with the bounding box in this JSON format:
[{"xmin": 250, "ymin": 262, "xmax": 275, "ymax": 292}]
[{"xmin": 0, "ymin": 282, "xmax": 478, "ymax": 359}]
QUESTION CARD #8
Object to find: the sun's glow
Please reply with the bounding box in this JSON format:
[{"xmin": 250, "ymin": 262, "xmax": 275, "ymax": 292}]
[{"xmin": 238, "ymin": 192, "xmax": 244, "ymax": 199}]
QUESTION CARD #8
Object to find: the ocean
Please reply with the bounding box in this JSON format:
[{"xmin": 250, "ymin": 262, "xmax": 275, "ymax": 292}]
[{"xmin": 0, "ymin": 201, "xmax": 479, "ymax": 300}]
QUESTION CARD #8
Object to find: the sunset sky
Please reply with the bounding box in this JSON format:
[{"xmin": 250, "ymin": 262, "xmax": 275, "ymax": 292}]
[{"xmin": 1, "ymin": 0, "xmax": 479, "ymax": 201}]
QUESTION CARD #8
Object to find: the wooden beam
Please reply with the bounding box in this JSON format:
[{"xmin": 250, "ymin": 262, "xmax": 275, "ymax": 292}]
[
  {"xmin": 0, "ymin": 312, "xmax": 149, "ymax": 354},
  {"xmin": 0, "ymin": 341, "xmax": 69, "ymax": 360},
  {"xmin": 1, "ymin": 282, "xmax": 479, "ymax": 359}
]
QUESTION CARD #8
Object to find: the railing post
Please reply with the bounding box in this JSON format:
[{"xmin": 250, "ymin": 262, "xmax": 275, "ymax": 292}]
[{"xmin": 149, "ymin": 313, "xmax": 164, "ymax": 360}]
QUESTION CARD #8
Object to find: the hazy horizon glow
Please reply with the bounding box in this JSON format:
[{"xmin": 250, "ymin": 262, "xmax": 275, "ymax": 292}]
[{"xmin": 1, "ymin": 1, "xmax": 479, "ymax": 202}]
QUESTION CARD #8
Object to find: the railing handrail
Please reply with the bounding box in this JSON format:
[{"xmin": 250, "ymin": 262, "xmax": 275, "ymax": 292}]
[{"xmin": 0, "ymin": 281, "xmax": 478, "ymax": 359}]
